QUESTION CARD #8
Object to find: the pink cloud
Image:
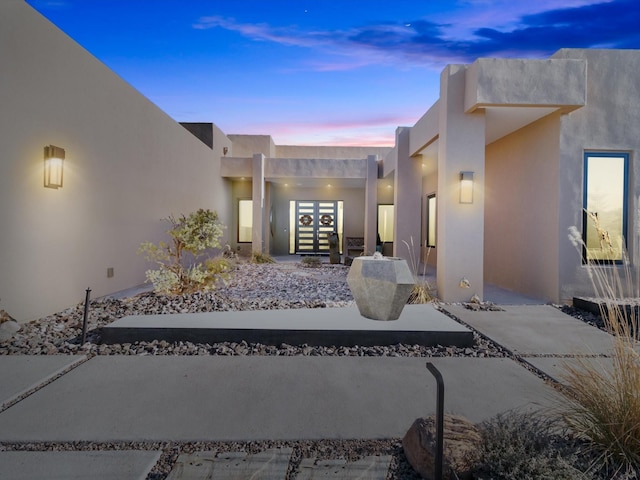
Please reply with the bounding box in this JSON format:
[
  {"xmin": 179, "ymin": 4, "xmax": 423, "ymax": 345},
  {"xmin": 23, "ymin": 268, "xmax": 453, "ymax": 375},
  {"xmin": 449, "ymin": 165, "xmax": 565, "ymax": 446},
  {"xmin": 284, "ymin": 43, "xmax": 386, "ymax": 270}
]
[{"xmin": 228, "ymin": 115, "xmax": 417, "ymax": 146}]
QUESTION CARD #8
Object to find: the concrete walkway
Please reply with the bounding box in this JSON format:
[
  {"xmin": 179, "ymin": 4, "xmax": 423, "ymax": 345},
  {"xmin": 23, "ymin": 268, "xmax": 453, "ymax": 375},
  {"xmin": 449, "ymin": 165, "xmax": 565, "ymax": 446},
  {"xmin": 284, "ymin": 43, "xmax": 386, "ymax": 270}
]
[
  {"xmin": 443, "ymin": 304, "xmax": 621, "ymax": 383},
  {"xmin": 0, "ymin": 303, "xmax": 617, "ymax": 479}
]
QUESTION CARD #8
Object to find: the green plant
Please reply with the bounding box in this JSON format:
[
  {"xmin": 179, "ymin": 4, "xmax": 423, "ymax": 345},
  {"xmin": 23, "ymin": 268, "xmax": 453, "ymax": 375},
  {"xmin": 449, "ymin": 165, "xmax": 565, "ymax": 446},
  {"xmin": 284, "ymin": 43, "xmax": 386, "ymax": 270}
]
[
  {"xmin": 204, "ymin": 256, "xmax": 234, "ymax": 282},
  {"xmin": 561, "ymin": 224, "xmax": 640, "ymax": 476},
  {"xmin": 402, "ymin": 237, "xmax": 434, "ymax": 304},
  {"xmin": 301, "ymin": 256, "xmax": 321, "ymax": 268},
  {"xmin": 250, "ymin": 251, "xmax": 275, "ymax": 264},
  {"xmin": 472, "ymin": 411, "xmax": 586, "ymax": 480},
  {"xmin": 138, "ymin": 209, "xmax": 227, "ymax": 294}
]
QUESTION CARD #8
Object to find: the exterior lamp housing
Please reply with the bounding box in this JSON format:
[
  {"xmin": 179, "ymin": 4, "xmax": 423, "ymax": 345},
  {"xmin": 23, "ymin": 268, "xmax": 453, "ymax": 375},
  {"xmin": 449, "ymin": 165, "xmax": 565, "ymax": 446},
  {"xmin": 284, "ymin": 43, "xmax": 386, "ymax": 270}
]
[
  {"xmin": 459, "ymin": 171, "xmax": 474, "ymax": 204},
  {"xmin": 44, "ymin": 145, "xmax": 64, "ymax": 189}
]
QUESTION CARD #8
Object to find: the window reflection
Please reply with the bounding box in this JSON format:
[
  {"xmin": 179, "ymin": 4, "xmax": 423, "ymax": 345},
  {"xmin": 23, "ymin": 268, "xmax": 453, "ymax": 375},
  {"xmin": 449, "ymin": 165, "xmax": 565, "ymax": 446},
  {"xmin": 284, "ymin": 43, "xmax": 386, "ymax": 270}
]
[{"xmin": 584, "ymin": 154, "xmax": 627, "ymax": 263}]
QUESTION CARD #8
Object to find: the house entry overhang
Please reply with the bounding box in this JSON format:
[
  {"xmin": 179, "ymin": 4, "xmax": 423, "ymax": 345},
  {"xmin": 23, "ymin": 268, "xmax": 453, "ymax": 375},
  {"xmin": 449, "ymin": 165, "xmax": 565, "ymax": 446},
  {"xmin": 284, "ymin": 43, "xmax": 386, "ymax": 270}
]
[
  {"xmin": 409, "ymin": 57, "xmax": 587, "ymax": 159},
  {"xmin": 221, "ymin": 156, "xmax": 372, "ymax": 188},
  {"xmin": 390, "ymin": 56, "xmax": 587, "ymax": 303}
]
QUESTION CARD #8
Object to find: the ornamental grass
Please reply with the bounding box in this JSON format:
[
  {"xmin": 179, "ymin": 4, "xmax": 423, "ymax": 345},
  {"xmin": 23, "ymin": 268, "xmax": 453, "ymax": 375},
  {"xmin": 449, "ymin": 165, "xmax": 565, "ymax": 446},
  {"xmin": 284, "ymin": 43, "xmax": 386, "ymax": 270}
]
[
  {"xmin": 560, "ymin": 225, "xmax": 640, "ymax": 477},
  {"xmin": 402, "ymin": 237, "xmax": 435, "ymax": 304}
]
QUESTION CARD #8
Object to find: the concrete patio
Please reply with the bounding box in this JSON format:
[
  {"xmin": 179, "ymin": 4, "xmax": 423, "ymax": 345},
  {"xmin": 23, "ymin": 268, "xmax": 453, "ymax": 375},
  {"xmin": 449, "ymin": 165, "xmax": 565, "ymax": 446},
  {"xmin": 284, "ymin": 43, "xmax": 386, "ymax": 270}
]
[{"xmin": 0, "ymin": 303, "xmax": 621, "ymax": 479}]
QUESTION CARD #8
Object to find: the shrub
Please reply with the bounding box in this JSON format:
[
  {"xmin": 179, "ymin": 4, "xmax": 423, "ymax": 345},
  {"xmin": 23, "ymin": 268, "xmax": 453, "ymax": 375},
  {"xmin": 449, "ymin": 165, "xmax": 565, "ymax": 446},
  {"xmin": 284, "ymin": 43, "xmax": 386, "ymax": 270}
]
[
  {"xmin": 472, "ymin": 411, "xmax": 586, "ymax": 480},
  {"xmin": 301, "ymin": 256, "xmax": 321, "ymax": 268},
  {"xmin": 204, "ymin": 256, "xmax": 234, "ymax": 283},
  {"xmin": 138, "ymin": 209, "xmax": 227, "ymax": 294},
  {"xmin": 561, "ymin": 224, "xmax": 640, "ymax": 476},
  {"xmin": 251, "ymin": 251, "xmax": 275, "ymax": 264},
  {"xmin": 402, "ymin": 237, "xmax": 434, "ymax": 304}
]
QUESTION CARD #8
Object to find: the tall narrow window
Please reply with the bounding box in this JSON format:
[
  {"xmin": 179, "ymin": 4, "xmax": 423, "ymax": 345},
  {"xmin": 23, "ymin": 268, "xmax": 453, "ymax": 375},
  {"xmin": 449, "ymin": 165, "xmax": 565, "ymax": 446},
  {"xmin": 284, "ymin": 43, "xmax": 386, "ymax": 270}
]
[
  {"xmin": 583, "ymin": 152, "xmax": 628, "ymax": 263},
  {"xmin": 426, "ymin": 194, "xmax": 436, "ymax": 248},
  {"xmin": 377, "ymin": 205, "xmax": 394, "ymax": 243},
  {"xmin": 238, "ymin": 199, "xmax": 253, "ymax": 243}
]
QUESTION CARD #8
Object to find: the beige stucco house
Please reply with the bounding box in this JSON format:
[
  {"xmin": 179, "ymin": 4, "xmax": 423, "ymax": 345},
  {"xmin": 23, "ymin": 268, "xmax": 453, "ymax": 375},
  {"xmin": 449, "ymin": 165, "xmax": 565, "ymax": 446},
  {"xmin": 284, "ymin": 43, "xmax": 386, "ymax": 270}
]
[{"xmin": 2, "ymin": 0, "xmax": 639, "ymax": 320}]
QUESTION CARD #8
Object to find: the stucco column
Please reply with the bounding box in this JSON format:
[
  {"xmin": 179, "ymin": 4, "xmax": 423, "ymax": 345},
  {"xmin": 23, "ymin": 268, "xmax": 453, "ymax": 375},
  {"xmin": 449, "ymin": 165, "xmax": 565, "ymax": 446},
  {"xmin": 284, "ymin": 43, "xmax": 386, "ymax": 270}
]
[
  {"xmin": 364, "ymin": 155, "xmax": 378, "ymax": 254},
  {"xmin": 264, "ymin": 181, "xmax": 271, "ymax": 254},
  {"xmin": 437, "ymin": 65, "xmax": 485, "ymax": 302},
  {"xmin": 393, "ymin": 127, "xmax": 422, "ymax": 259},
  {"xmin": 252, "ymin": 153, "xmax": 265, "ymax": 253}
]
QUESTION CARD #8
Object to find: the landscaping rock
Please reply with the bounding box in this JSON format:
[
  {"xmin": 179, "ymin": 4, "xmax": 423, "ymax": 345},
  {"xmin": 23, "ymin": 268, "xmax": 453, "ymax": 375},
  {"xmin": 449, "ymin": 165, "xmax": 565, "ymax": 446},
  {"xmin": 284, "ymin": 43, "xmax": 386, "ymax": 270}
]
[
  {"xmin": 0, "ymin": 309, "xmax": 15, "ymax": 323},
  {"xmin": 402, "ymin": 415, "xmax": 480, "ymax": 480},
  {"xmin": 0, "ymin": 316, "xmax": 20, "ymax": 341}
]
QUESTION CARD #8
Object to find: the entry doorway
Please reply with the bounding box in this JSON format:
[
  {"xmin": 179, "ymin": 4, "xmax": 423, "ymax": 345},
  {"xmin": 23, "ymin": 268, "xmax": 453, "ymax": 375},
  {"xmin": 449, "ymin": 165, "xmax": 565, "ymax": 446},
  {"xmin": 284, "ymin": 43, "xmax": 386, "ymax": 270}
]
[{"xmin": 289, "ymin": 200, "xmax": 343, "ymax": 254}]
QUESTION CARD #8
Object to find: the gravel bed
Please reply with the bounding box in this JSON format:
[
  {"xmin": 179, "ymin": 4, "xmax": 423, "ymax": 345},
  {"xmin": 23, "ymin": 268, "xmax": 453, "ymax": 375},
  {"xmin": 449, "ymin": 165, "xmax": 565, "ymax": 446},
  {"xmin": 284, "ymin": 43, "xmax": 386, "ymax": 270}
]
[
  {"xmin": 0, "ymin": 439, "xmax": 421, "ymax": 479},
  {"xmin": 0, "ymin": 262, "xmax": 507, "ymax": 358},
  {"xmin": 0, "ymin": 261, "xmax": 509, "ymax": 479},
  {"xmin": 558, "ymin": 304, "xmax": 608, "ymax": 331}
]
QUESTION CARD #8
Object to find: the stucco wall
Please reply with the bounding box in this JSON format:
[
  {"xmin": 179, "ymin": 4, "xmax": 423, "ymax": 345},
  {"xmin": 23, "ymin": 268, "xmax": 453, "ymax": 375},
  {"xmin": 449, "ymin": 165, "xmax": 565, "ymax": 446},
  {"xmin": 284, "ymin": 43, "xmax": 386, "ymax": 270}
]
[
  {"xmin": 276, "ymin": 145, "xmax": 391, "ymax": 159},
  {"xmin": 465, "ymin": 57, "xmax": 586, "ymax": 111},
  {"xmin": 268, "ymin": 186, "xmax": 366, "ymax": 255},
  {"xmin": 552, "ymin": 49, "xmax": 640, "ymax": 302},
  {"xmin": 0, "ymin": 0, "xmax": 231, "ymax": 320},
  {"xmin": 410, "ymin": 102, "xmax": 439, "ymax": 156},
  {"xmin": 228, "ymin": 135, "xmax": 276, "ymax": 158},
  {"xmin": 181, "ymin": 122, "xmax": 233, "ymax": 160},
  {"xmin": 484, "ymin": 113, "xmax": 561, "ymax": 301},
  {"xmin": 266, "ymin": 158, "xmax": 368, "ymax": 179}
]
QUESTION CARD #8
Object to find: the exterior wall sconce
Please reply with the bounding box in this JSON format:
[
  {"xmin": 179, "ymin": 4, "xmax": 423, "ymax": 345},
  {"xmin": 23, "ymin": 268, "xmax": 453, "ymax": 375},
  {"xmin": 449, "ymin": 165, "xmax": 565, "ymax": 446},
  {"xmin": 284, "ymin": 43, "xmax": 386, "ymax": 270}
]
[
  {"xmin": 44, "ymin": 145, "xmax": 65, "ymax": 189},
  {"xmin": 459, "ymin": 171, "xmax": 474, "ymax": 204}
]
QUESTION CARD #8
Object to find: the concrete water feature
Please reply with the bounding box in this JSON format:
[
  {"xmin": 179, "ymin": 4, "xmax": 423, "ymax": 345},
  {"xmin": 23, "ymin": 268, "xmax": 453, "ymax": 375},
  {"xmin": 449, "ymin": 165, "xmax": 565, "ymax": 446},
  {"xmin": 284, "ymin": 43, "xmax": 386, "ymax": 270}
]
[
  {"xmin": 346, "ymin": 256, "xmax": 415, "ymax": 321},
  {"xmin": 102, "ymin": 304, "xmax": 473, "ymax": 347}
]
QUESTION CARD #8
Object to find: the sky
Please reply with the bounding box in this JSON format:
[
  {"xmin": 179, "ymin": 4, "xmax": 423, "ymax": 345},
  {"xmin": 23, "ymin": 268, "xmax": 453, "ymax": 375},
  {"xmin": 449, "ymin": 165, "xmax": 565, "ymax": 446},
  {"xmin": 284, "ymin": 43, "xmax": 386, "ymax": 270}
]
[{"xmin": 26, "ymin": 0, "xmax": 640, "ymax": 146}]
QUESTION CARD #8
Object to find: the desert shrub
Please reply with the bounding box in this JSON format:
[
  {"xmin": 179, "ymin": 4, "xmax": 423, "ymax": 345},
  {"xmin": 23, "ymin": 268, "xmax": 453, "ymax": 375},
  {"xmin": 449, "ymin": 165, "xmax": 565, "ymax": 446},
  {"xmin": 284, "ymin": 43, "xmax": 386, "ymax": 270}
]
[
  {"xmin": 472, "ymin": 411, "xmax": 586, "ymax": 480},
  {"xmin": 402, "ymin": 237, "xmax": 434, "ymax": 304},
  {"xmin": 138, "ymin": 209, "xmax": 227, "ymax": 294},
  {"xmin": 251, "ymin": 251, "xmax": 275, "ymax": 264},
  {"xmin": 221, "ymin": 243, "xmax": 238, "ymax": 260},
  {"xmin": 301, "ymin": 256, "xmax": 321, "ymax": 268},
  {"xmin": 562, "ymin": 225, "xmax": 640, "ymax": 476},
  {"xmin": 204, "ymin": 256, "xmax": 234, "ymax": 282}
]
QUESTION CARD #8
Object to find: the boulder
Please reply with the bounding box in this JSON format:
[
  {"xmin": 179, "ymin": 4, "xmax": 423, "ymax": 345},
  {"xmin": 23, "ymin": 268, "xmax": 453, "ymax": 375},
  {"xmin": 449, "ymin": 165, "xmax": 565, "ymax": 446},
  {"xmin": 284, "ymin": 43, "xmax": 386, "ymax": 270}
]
[
  {"xmin": 0, "ymin": 310, "xmax": 20, "ymax": 341},
  {"xmin": 402, "ymin": 415, "xmax": 480, "ymax": 480}
]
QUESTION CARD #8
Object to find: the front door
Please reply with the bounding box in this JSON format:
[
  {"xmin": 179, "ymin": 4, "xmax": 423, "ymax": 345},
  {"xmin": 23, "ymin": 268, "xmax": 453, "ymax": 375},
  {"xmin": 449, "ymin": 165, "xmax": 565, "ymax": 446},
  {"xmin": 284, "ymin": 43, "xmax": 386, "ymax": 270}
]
[{"xmin": 294, "ymin": 201, "xmax": 338, "ymax": 254}]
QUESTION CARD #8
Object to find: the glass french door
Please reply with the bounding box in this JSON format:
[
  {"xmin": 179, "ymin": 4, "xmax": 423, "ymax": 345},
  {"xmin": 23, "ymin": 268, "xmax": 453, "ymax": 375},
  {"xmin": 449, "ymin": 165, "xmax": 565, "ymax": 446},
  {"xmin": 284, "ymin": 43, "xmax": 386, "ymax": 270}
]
[{"xmin": 290, "ymin": 200, "xmax": 342, "ymax": 254}]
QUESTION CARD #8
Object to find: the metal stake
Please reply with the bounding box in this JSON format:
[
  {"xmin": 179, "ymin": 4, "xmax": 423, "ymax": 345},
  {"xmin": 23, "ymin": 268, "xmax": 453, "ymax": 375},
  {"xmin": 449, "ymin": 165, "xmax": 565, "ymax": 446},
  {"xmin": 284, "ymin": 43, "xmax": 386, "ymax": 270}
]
[
  {"xmin": 81, "ymin": 287, "xmax": 91, "ymax": 344},
  {"xmin": 427, "ymin": 362, "xmax": 444, "ymax": 480}
]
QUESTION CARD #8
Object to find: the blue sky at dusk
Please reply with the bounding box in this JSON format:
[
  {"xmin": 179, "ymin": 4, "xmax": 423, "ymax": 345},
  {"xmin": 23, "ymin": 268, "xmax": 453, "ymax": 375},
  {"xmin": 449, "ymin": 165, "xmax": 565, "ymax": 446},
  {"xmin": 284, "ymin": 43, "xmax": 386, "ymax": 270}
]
[{"xmin": 27, "ymin": 0, "xmax": 640, "ymax": 146}]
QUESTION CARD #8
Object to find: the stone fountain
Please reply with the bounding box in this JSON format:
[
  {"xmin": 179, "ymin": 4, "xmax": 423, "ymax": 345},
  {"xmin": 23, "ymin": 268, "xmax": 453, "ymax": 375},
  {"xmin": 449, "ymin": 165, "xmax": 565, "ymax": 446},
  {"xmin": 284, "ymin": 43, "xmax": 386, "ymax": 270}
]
[{"xmin": 346, "ymin": 253, "xmax": 415, "ymax": 321}]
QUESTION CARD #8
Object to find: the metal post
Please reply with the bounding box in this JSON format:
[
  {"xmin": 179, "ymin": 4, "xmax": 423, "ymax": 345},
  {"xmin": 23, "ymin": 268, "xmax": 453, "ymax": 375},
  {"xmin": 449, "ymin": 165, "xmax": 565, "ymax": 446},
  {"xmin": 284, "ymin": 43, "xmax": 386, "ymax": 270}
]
[
  {"xmin": 81, "ymin": 288, "xmax": 91, "ymax": 344},
  {"xmin": 427, "ymin": 362, "xmax": 444, "ymax": 480}
]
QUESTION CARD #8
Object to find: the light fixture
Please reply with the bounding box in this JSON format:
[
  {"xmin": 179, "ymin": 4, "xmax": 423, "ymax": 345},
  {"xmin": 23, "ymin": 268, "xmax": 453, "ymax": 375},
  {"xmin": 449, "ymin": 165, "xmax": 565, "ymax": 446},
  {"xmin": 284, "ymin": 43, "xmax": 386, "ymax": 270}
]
[
  {"xmin": 459, "ymin": 171, "xmax": 474, "ymax": 204},
  {"xmin": 44, "ymin": 145, "xmax": 65, "ymax": 189}
]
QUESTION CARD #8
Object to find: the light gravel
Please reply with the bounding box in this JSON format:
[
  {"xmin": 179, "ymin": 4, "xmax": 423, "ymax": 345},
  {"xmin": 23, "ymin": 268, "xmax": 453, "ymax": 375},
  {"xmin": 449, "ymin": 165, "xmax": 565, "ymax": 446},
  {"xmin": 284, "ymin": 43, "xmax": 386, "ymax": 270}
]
[
  {"xmin": 0, "ymin": 262, "xmax": 507, "ymax": 358},
  {"xmin": 0, "ymin": 261, "xmax": 520, "ymax": 479}
]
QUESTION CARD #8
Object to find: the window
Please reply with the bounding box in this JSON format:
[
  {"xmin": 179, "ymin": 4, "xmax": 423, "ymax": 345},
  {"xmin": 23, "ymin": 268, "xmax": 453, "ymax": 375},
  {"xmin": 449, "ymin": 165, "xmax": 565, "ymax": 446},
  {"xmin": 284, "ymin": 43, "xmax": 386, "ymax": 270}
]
[
  {"xmin": 426, "ymin": 194, "xmax": 436, "ymax": 247},
  {"xmin": 377, "ymin": 205, "xmax": 394, "ymax": 243},
  {"xmin": 583, "ymin": 152, "xmax": 628, "ymax": 263},
  {"xmin": 238, "ymin": 199, "xmax": 253, "ymax": 243}
]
